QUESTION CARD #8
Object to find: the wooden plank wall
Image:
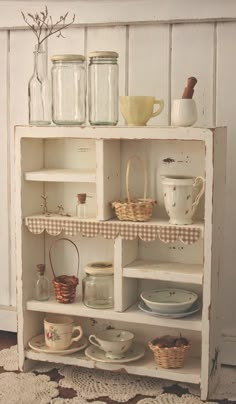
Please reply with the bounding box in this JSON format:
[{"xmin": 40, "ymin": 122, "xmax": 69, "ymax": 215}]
[{"xmin": 0, "ymin": 10, "xmax": 235, "ymax": 342}]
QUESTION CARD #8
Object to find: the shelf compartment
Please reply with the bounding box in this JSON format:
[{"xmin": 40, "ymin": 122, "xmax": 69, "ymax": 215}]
[
  {"xmin": 26, "ymin": 298, "xmax": 202, "ymax": 331},
  {"xmin": 25, "ymin": 348, "xmax": 201, "ymax": 384},
  {"xmin": 24, "ymin": 168, "xmax": 96, "ymax": 183},
  {"xmin": 25, "ymin": 215, "xmax": 204, "ymax": 244},
  {"xmin": 123, "ymin": 259, "xmax": 203, "ymax": 285}
]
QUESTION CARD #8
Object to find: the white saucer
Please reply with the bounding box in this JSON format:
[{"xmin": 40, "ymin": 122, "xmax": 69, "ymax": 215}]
[
  {"xmin": 85, "ymin": 343, "xmax": 145, "ymax": 363},
  {"xmin": 28, "ymin": 334, "xmax": 88, "ymax": 355},
  {"xmin": 138, "ymin": 300, "xmax": 201, "ymax": 318}
]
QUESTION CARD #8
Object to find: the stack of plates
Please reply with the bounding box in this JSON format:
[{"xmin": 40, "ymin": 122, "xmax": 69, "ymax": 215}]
[{"xmin": 139, "ymin": 288, "xmax": 201, "ymax": 319}]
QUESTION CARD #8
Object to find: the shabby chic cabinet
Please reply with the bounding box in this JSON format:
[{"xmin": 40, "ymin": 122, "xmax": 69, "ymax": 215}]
[{"xmin": 15, "ymin": 125, "xmax": 226, "ymax": 400}]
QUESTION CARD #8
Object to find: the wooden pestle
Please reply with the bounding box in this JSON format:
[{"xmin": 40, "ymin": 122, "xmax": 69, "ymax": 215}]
[{"xmin": 182, "ymin": 77, "xmax": 197, "ymax": 99}]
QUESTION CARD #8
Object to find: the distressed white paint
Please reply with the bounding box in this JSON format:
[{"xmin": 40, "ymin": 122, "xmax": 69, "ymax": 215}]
[
  {"xmin": 16, "ymin": 126, "xmax": 226, "ymax": 399},
  {"xmin": 0, "ymin": 0, "xmax": 234, "ymax": 375}
]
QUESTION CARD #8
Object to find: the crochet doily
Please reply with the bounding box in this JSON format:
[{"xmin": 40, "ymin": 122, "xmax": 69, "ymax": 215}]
[
  {"xmin": 0, "ymin": 345, "xmax": 18, "ymax": 371},
  {"xmin": 51, "ymin": 398, "xmax": 106, "ymax": 404},
  {"xmin": 0, "ymin": 372, "xmax": 58, "ymax": 403},
  {"xmin": 136, "ymin": 393, "xmax": 219, "ymax": 403},
  {"xmin": 58, "ymin": 365, "xmax": 171, "ymax": 402}
]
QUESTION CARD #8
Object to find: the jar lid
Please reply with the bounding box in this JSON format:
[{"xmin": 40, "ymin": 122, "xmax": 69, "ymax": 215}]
[
  {"xmin": 88, "ymin": 51, "xmax": 119, "ymax": 59},
  {"xmin": 84, "ymin": 262, "xmax": 114, "ymax": 275},
  {"xmin": 51, "ymin": 54, "xmax": 85, "ymax": 62}
]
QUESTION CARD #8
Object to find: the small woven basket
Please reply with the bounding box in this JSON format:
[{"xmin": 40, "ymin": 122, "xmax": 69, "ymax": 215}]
[
  {"xmin": 148, "ymin": 340, "xmax": 191, "ymax": 369},
  {"xmin": 112, "ymin": 155, "xmax": 155, "ymax": 221},
  {"xmin": 49, "ymin": 238, "xmax": 79, "ymax": 304}
]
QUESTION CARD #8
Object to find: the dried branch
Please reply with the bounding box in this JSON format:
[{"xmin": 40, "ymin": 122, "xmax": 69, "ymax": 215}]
[{"xmin": 21, "ymin": 6, "xmax": 75, "ymax": 51}]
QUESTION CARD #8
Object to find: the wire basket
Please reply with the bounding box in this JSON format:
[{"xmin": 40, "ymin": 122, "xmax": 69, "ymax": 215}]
[
  {"xmin": 148, "ymin": 339, "xmax": 191, "ymax": 369},
  {"xmin": 112, "ymin": 155, "xmax": 155, "ymax": 221},
  {"xmin": 49, "ymin": 238, "xmax": 79, "ymax": 304}
]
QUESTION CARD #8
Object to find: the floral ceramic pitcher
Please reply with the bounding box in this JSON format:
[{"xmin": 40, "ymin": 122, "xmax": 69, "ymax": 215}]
[{"xmin": 161, "ymin": 176, "xmax": 205, "ymax": 225}]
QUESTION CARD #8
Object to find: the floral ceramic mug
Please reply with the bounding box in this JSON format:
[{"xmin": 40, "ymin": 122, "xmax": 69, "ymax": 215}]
[{"xmin": 44, "ymin": 314, "xmax": 83, "ymax": 350}]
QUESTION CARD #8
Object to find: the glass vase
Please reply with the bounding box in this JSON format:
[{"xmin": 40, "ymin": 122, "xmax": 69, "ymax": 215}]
[{"xmin": 28, "ymin": 46, "xmax": 51, "ymax": 125}]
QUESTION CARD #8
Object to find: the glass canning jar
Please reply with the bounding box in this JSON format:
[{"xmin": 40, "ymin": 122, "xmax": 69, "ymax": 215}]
[
  {"xmin": 82, "ymin": 262, "xmax": 114, "ymax": 309},
  {"xmin": 88, "ymin": 51, "xmax": 119, "ymax": 126},
  {"xmin": 51, "ymin": 54, "xmax": 86, "ymax": 125}
]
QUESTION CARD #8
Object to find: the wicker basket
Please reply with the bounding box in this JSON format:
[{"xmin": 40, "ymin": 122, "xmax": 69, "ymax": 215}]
[
  {"xmin": 112, "ymin": 155, "xmax": 155, "ymax": 221},
  {"xmin": 148, "ymin": 339, "xmax": 191, "ymax": 369},
  {"xmin": 49, "ymin": 238, "xmax": 79, "ymax": 304}
]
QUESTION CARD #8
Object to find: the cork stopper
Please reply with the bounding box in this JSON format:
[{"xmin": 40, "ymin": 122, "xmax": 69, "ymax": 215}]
[
  {"xmin": 77, "ymin": 193, "xmax": 87, "ymax": 204},
  {"xmin": 37, "ymin": 264, "xmax": 45, "ymax": 275},
  {"xmin": 182, "ymin": 77, "xmax": 197, "ymax": 99}
]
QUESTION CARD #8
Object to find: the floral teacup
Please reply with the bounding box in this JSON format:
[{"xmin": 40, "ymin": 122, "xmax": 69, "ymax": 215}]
[{"xmin": 44, "ymin": 314, "xmax": 83, "ymax": 350}]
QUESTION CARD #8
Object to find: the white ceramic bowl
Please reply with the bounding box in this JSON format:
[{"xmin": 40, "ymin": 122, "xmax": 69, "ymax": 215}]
[{"xmin": 140, "ymin": 288, "xmax": 198, "ymax": 314}]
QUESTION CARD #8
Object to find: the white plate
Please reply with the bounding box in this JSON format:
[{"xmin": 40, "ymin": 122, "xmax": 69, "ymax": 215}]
[
  {"xmin": 140, "ymin": 288, "xmax": 198, "ymax": 314},
  {"xmin": 138, "ymin": 300, "xmax": 201, "ymax": 318},
  {"xmin": 85, "ymin": 343, "xmax": 146, "ymax": 363},
  {"xmin": 28, "ymin": 334, "xmax": 88, "ymax": 355}
]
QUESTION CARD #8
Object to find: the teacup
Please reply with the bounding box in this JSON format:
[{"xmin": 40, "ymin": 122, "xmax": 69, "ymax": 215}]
[
  {"xmin": 44, "ymin": 314, "xmax": 83, "ymax": 350},
  {"xmin": 89, "ymin": 329, "xmax": 134, "ymax": 359},
  {"xmin": 171, "ymin": 99, "xmax": 197, "ymax": 127},
  {"xmin": 161, "ymin": 175, "xmax": 205, "ymax": 225},
  {"xmin": 120, "ymin": 96, "xmax": 164, "ymax": 126}
]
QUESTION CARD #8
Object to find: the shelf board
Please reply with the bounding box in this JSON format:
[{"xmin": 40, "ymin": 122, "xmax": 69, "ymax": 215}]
[
  {"xmin": 26, "ymin": 298, "xmax": 202, "ymax": 331},
  {"xmin": 25, "ymin": 348, "xmax": 201, "ymax": 384},
  {"xmin": 24, "ymin": 168, "xmax": 96, "ymax": 183},
  {"xmin": 16, "ymin": 124, "xmax": 216, "ymax": 143},
  {"xmin": 124, "ymin": 259, "xmax": 203, "ymax": 285},
  {"xmin": 24, "ymin": 215, "xmax": 204, "ymax": 244}
]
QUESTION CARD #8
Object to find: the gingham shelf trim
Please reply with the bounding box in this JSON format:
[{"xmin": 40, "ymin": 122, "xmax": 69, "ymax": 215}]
[{"xmin": 24, "ymin": 216, "xmax": 203, "ymax": 244}]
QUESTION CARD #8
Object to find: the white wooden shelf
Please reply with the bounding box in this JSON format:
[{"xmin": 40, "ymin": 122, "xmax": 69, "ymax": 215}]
[
  {"xmin": 26, "ymin": 297, "xmax": 202, "ymax": 331},
  {"xmin": 24, "ymin": 168, "xmax": 96, "ymax": 183},
  {"xmin": 123, "ymin": 259, "xmax": 203, "ymax": 285},
  {"xmin": 16, "ymin": 124, "xmax": 217, "ymax": 141},
  {"xmin": 15, "ymin": 125, "xmax": 227, "ymax": 399},
  {"xmin": 26, "ymin": 348, "xmax": 200, "ymax": 384}
]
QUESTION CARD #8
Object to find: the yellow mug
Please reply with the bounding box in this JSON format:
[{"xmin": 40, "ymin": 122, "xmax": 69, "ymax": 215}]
[{"xmin": 120, "ymin": 96, "xmax": 164, "ymax": 126}]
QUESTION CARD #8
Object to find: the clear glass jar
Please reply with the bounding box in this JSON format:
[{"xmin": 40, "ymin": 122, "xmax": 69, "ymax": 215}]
[
  {"xmin": 88, "ymin": 51, "xmax": 119, "ymax": 126},
  {"xmin": 82, "ymin": 262, "xmax": 114, "ymax": 309},
  {"xmin": 51, "ymin": 54, "xmax": 86, "ymax": 125},
  {"xmin": 35, "ymin": 264, "xmax": 50, "ymax": 301}
]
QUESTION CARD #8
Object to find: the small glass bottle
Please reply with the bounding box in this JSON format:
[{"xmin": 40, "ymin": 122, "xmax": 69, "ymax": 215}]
[
  {"xmin": 83, "ymin": 262, "xmax": 114, "ymax": 309},
  {"xmin": 51, "ymin": 54, "xmax": 86, "ymax": 125},
  {"xmin": 76, "ymin": 193, "xmax": 87, "ymax": 219},
  {"xmin": 88, "ymin": 51, "xmax": 119, "ymax": 126},
  {"xmin": 35, "ymin": 264, "xmax": 50, "ymax": 301}
]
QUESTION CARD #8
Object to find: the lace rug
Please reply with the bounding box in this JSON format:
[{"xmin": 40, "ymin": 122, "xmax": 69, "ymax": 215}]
[{"xmin": 0, "ymin": 344, "xmax": 234, "ymax": 403}]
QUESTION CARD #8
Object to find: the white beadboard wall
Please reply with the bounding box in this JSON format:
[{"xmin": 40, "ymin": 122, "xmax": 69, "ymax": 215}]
[{"xmin": 0, "ymin": 0, "xmax": 235, "ymax": 361}]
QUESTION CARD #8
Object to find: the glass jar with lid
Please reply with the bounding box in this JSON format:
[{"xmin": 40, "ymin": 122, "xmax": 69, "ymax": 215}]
[
  {"xmin": 82, "ymin": 262, "xmax": 114, "ymax": 309},
  {"xmin": 51, "ymin": 54, "xmax": 86, "ymax": 125},
  {"xmin": 88, "ymin": 51, "xmax": 119, "ymax": 126}
]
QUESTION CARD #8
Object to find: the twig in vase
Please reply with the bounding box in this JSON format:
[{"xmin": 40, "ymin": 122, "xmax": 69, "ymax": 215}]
[{"xmin": 21, "ymin": 6, "xmax": 75, "ymax": 51}]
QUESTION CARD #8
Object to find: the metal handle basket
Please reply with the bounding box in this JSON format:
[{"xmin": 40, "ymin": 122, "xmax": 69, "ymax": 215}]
[{"xmin": 49, "ymin": 238, "xmax": 80, "ymax": 304}]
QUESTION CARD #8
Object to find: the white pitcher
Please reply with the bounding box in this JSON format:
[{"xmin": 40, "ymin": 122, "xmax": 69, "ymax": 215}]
[{"xmin": 161, "ymin": 176, "xmax": 205, "ymax": 225}]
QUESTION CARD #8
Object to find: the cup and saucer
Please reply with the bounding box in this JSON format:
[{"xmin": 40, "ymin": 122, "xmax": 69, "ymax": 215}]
[
  {"xmin": 28, "ymin": 313, "xmax": 88, "ymax": 355},
  {"xmin": 29, "ymin": 334, "xmax": 88, "ymax": 355},
  {"xmin": 85, "ymin": 329, "xmax": 145, "ymax": 363}
]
